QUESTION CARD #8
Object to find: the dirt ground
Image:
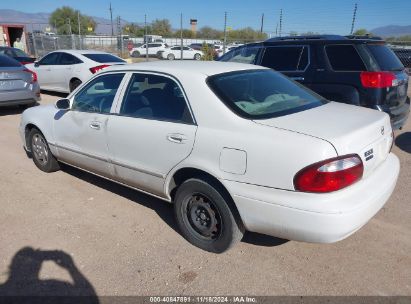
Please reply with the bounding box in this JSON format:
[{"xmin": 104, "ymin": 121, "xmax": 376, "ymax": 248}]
[{"xmin": 0, "ymin": 90, "xmax": 410, "ymax": 297}]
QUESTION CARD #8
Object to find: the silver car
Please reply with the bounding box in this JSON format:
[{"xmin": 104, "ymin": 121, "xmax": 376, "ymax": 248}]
[{"xmin": 0, "ymin": 54, "xmax": 40, "ymax": 107}]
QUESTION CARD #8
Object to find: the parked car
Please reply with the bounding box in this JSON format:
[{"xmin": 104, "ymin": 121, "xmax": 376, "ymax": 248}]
[
  {"xmin": 219, "ymin": 35, "xmax": 410, "ymax": 130},
  {"xmin": 20, "ymin": 61, "xmax": 399, "ymax": 253},
  {"xmin": 0, "ymin": 54, "xmax": 40, "ymax": 107},
  {"xmin": 0, "ymin": 46, "xmax": 36, "ymax": 65},
  {"xmin": 25, "ymin": 50, "xmax": 126, "ymax": 93},
  {"xmin": 130, "ymin": 43, "xmax": 169, "ymax": 58},
  {"xmin": 189, "ymin": 43, "xmax": 218, "ymax": 59},
  {"xmin": 159, "ymin": 46, "xmax": 203, "ymax": 60}
]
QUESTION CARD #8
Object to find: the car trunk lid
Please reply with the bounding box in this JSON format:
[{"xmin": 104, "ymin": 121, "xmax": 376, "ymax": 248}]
[
  {"xmin": 254, "ymin": 102, "xmax": 393, "ymax": 177},
  {"xmin": 0, "ymin": 67, "xmax": 30, "ymax": 91}
]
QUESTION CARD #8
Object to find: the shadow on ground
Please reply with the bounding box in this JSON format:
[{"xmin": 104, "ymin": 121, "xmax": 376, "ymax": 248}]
[
  {"xmin": 0, "ymin": 247, "xmax": 99, "ymax": 303},
  {"xmin": 40, "ymin": 90, "xmax": 68, "ymax": 99},
  {"xmin": 0, "ymin": 103, "xmax": 39, "ymax": 117},
  {"xmin": 395, "ymin": 132, "xmax": 411, "ymax": 153},
  {"xmin": 61, "ymin": 164, "xmax": 288, "ymax": 249}
]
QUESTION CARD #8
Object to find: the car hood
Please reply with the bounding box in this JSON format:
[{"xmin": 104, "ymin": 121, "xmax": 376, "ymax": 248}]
[{"xmin": 254, "ymin": 102, "xmax": 393, "ymax": 177}]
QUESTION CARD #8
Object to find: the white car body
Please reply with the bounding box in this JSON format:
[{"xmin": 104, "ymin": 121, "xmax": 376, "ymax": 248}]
[
  {"xmin": 130, "ymin": 43, "xmax": 169, "ymax": 57},
  {"xmin": 25, "ymin": 50, "xmax": 126, "ymax": 94},
  {"xmin": 160, "ymin": 46, "xmax": 203, "ymax": 60},
  {"xmin": 20, "ymin": 61, "xmax": 399, "ymax": 248}
]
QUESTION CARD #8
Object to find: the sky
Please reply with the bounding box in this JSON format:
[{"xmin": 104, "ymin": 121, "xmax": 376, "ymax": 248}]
[{"xmin": 1, "ymin": 0, "xmax": 411, "ymax": 35}]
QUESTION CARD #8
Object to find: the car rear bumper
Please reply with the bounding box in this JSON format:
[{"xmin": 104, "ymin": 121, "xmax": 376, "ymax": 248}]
[
  {"xmin": 0, "ymin": 83, "xmax": 40, "ymax": 106},
  {"xmin": 374, "ymin": 100, "xmax": 410, "ymax": 130},
  {"xmin": 225, "ymin": 153, "xmax": 400, "ymax": 243}
]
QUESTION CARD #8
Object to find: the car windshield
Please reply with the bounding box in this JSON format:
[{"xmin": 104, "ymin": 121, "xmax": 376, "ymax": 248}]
[
  {"xmin": 207, "ymin": 69, "xmax": 327, "ymax": 119},
  {"xmin": 82, "ymin": 53, "xmax": 125, "ymax": 63},
  {"xmin": 13, "ymin": 48, "xmax": 29, "ymax": 57},
  {"xmin": 367, "ymin": 44, "xmax": 404, "ymax": 71}
]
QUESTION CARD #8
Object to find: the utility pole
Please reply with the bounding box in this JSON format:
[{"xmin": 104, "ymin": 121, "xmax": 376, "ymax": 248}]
[
  {"xmin": 109, "ymin": 3, "xmax": 114, "ymax": 36},
  {"xmin": 350, "ymin": 3, "xmax": 358, "ymax": 35},
  {"xmin": 260, "ymin": 13, "xmax": 264, "ymax": 33},
  {"xmin": 67, "ymin": 18, "xmax": 72, "ymax": 35},
  {"xmin": 145, "ymin": 14, "xmax": 148, "ymax": 61},
  {"xmin": 77, "ymin": 11, "xmax": 81, "ymax": 49},
  {"xmin": 223, "ymin": 11, "xmax": 227, "ymax": 54},
  {"xmin": 275, "ymin": 23, "xmax": 278, "ymax": 36},
  {"xmin": 279, "ymin": 9, "xmax": 283, "ymax": 37},
  {"xmin": 117, "ymin": 16, "xmax": 123, "ymax": 57},
  {"xmin": 180, "ymin": 13, "xmax": 183, "ymax": 60}
]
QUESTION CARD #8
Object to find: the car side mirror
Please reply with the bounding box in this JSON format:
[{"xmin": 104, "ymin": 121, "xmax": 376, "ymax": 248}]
[
  {"xmin": 34, "ymin": 61, "xmax": 40, "ymax": 67},
  {"xmin": 55, "ymin": 98, "xmax": 70, "ymax": 110}
]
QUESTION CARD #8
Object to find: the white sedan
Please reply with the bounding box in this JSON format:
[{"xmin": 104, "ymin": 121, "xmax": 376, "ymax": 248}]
[
  {"xmin": 160, "ymin": 46, "xmax": 203, "ymax": 60},
  {"xmin": 25, "ymin": 50, "xmax": 126, "ymax": 93},
  {"xmin": 20, "ymin": 61, "xmax": 399, "ymax": 253}
]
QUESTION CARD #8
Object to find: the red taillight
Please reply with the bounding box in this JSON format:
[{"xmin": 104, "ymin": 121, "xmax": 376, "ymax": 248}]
[
  {"xmin": 360, "ymin": 71, "xmax": 397, "ymax": 88},
  {"xmin": 89, "ymin": 64, "xmax": 110, "ymax": 74},
  {"xmin": 23, "ymin": 68, "xmax": 37, "ymax": 83},
  {"xmin": 20, "ymin": 61, "xmax": 31, "ymax": 65},
  {"xmin": 294, "ymin": 155, "xmax": 364, "ymax": 193}
]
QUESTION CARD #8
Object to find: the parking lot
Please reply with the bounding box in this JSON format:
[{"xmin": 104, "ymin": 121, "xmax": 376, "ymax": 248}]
[{"xmin": 0, "ymin": 90, "xmax": 410, "ymax": 296}]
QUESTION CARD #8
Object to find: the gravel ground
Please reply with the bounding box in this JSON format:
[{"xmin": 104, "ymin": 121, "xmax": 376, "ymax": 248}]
[{"xmin": 0, "ymin": 90, "xmax": 410, "ymax": 297}]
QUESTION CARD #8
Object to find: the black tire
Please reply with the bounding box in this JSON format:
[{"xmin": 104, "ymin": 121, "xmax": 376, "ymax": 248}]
[
  {"xmin": 29, "ymin": 128, "xmax": 60, "ymax": 173},
  {"xmin": 167, "ymin": 53, "xmax": 175, "ymax": 60},
  {"xmin": 194, "ymin": 53, "xmax": 201, "ymax": 60},
  {"xmin": 132, "ymin": 50, "xmax": 140, "ymax": 57},
  {"xmin": 69, "ymin": 79, "xmax": 82, "ymax": 93},
  {"xmin": 174, "ymin": 178, "xmax": 244, "ymax": 253}
]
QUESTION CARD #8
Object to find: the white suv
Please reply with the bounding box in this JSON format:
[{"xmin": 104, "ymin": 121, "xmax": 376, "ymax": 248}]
[{"xmin": 130, "ymin": 43, "xmax": 169, "ymax": 57}]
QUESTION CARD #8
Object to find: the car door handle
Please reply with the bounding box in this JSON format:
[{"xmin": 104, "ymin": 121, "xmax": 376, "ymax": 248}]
[
  {"xmin": 89, "ymin": 122, "xmax": 101, "ymax": 130},
  {"xmin": 291, "ymin": 76, "xmax": 305, "ymax": 81},
  {"xmin": 167, "ymin": 134, "xmax": 187, "ymax": 143}
]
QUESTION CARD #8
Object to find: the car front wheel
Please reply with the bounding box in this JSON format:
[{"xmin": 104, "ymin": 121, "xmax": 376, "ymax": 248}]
[
  {"xmin": 194, "ymin": 53, "xmax": 201, "ymax": 60},
  {"xmin": 174, "ymin": 178, "xmax": 244, "ymax": 253},
  {"xmin": 29, "ymin": 128, "xmax": 60, "ymax": 173}
]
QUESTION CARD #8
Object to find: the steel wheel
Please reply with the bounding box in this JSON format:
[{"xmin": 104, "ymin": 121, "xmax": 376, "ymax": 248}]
[
  {"xmin": 31, "ymin": 133, "xmax": 49, "ymax": 166},
  {"xmin": 184, "ymin": 193, "xmax": 222, "ymax": 241}
]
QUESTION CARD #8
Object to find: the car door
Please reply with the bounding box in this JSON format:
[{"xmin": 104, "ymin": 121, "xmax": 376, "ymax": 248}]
[
  {"xmin": 32, "ymin": 52, "xmax": 61, "ymax": 90},
  {"xmin": 106, "ymin": 72, "xmax": 197, "ymax": 197},
  {"xmin": 259, "ymin": 45, "xmax": 314, "ymax": 87},
  {"xmin": 54, "ymin": 72, "xmax": 127, "ymax": 178},
  {"xmin": 56, "ymin": 52, "xmax": 83, "ymax": 92}
]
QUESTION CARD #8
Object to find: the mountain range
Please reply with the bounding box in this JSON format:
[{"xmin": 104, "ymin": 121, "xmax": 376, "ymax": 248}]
[{"xmin": 1, "ymin": 9, "xmax": 411, "ymax": 37}]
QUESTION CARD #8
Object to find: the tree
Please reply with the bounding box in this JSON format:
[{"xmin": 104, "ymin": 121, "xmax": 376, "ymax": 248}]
[
  {"xmin": 197, "ymin": 26, "xmax": 222, "ymax": 39},
  {"xmin": 123, "ymin": 23, "xmax": 147, "ymax": 37},
  {"xmin": 228, "ymin": 27, "xmax": 267, "ymax": 42},
  {"xmin": 353, "ymin": 28, "xmax": 371, "ymax": 36},
  {"xmin": 49, "ymin": 6, "xmax": 96, "ymax": 35},
  {"xmin": 151, "ymin": 19, "xmax": 172, "ymax": 37}
]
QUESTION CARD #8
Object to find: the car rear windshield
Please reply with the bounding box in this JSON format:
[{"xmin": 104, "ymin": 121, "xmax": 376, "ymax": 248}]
[
  {"xmin": 0, "ymin": 54, "xmax": 21, "ymax": 67},
  {"xmin": 82, "ymin": 53, "xmax": 125, "ymax": 63},
  {"xmin": 366, "ymin": 44, "xmax": 404, "ymax": 71},
  {"xmin": 207, "ymin": 69, "xmax": 327, "ymax": 119}
]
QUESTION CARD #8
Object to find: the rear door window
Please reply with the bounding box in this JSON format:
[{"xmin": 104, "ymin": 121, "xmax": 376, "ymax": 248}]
[
  {"xmin": 82, "ymin": 53, "xmax": 125, "ymax": 63},
  {"xmin": 367, "ymin": 44, "xmax": 404, "ymax": 71},
  {"xmin": 59, "ymin": 53, "xmax": 82, "ymax": 65},
  {"xmin": 261, "ymin": 46, "xmax": 309, "ymax": 71},
  {"xmin": 325, "ymin": 45, "xmax": 366, "ymax": 71}
]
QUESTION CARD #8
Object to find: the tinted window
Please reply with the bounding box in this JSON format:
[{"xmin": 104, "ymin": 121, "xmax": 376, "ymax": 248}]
[
  {"xmin": 82, "ymin": 53, "xmax": 125, "ymax": 63},
  {"xmin": 72, "ymin": 73, "xmax": 125, "ymax": 113},
  {"xmin": 367, "ymin": 45, "xmax": 404, "ymax": 71},
  {"xmin": 59, "ymin": 53, "xmax": 82, "ymax": 65},
  {"xmin": 0, "ymin": 54, "xmax": 21, "ymax": 67},
  {"xmin": 148, "ymin": 44, "xmax": 161, "ymax": 48},
  {"xmin": 171, "ymin": 46, "xmax": 180, "ymax": 50},
  {"xmin": 39, "ymin": 53, "xmax": 60, "ymax": 65},
  {"xmin": 12, "ymin": 48, "xmax": 29, "ymax": 57},
  {"xmin": 120, "ymin": 73, "xmax": 192, "ymax": 123},
  {"xmin": 221, "ymin": 46, "xmax": 259, "ymax": 64},
  {"xmin": 325, "ymin": 45, "xmax": 366, "ymax": 71},
  {"xmin": 261, "ymin": 46, "xmax": 309, "ymax": 71},
  {"xmin": 208, "ymin": 69, "xmax": 326, "ymax": 119}
]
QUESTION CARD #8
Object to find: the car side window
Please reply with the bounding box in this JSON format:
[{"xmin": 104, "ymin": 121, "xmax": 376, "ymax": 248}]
[
  {"xmin": 325, "ymin": 45, "xmax": 366, "ymax": 71},
  {"xmin": 39, "ymin": 53, "xmax": 60, "ymax": 65},
  {"xmin": 59, "ymin": 53, "xmax": 82, "ymax": 65},
  {"xmin": 171, "ymin": 47, "xmax": 180, "ymax": 50},
  {"xmin": 261, "ymin": 46, "xmax": 309, "ymax": 71},
  {"xmin": 72, "ymin": 73, "xmax": 125, "ymax": 114},
  {"xmin": 119, "ymin": 73, "xmax": 193, "ymax": 124},
  {"xmin": 223, "ymin": 46, "xmax": 259, "ymax": 64}
]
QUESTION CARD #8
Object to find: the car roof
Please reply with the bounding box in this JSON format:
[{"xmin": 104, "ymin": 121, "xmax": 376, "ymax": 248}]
[
  {"xmin": 51, "ymin": 50, "xmax": 113, "ymax": 55},
  {"xmin": 105, "ymin": 61, "xmax": 267, "ymax": 76}
]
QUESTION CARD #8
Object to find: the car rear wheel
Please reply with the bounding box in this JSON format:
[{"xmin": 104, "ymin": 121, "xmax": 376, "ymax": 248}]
[
  {"xmin": 174, "ymin": 178, "xmax": 244, "ymax": 253},
  {"xmin": 132, "ymin": 51, "xmax": 140, "ymax": 57},
  {"xmin": 69, "ymin": 79, "xmax": 82, "ymax": 93},
  {"xmin": 167, "ymin": 54, "xmax": 175, "ymax": 60},
  {"xmin": 29, "ymin": 128, "xmax": 60, "ymax": 173},
  {"xmin": 194, "ymin": 53, "xmax": 201, "ymax": 60}
]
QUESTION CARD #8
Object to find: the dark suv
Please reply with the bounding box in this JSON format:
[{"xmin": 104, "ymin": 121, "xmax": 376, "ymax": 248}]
[{"xmin": 218, "ymin": 35, "xmax": 410, "ymax": 130}]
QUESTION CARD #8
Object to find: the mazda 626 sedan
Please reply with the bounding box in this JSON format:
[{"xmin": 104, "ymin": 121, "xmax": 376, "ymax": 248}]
[{"xmin": 20, "ymin": 61, "xmax": 400, "ymax": 253}]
